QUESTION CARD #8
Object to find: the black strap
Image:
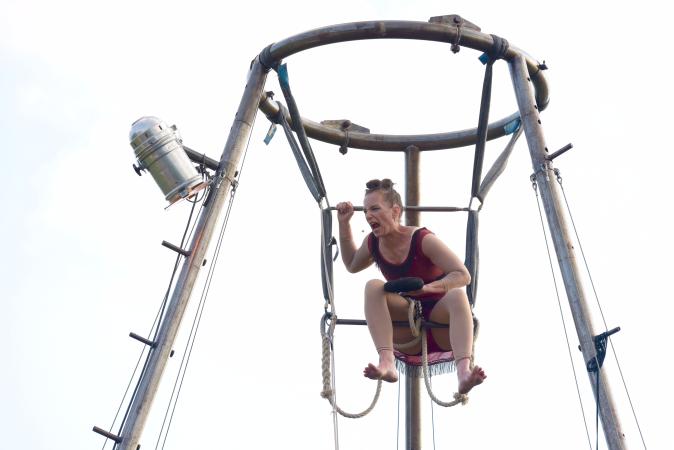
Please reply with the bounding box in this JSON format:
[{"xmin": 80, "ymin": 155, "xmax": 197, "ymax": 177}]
[
  {"xmin": 464, "ymin": 210, "xmax": 479, "ymax": 307},
  {"xmin": 470, "ymin": 34, "xmax": 510, "ymax": 199},
  {"xmin": 320, "ymin": 208, "xmax": 335, "ymax": 305},
  {"xmin": 277, "ymin": 64, "xmax": 327, "ymax": 201},
  {"xmin": 275, "ymin": 102, "xmax": 323, "ymax": 202},
  {"xmin": 464, "ymin": 34, "xmax": 511, "ymax": 307}
]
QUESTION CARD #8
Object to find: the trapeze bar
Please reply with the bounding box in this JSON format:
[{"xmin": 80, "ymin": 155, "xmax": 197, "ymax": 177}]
[
  {"xmin": 92, "ymin": 426, "xmax": 122, "ymax": 443},
  {"xmin": 336, "ymin": 318, "xmax": 449, "ymax": 329},
  {"xmin": 328, "ymin": 205, "xmax": 468, "ymax": 212},
  {"xmin": 129, "ymin": 332, "xmax": 156, "ymax": 348}
]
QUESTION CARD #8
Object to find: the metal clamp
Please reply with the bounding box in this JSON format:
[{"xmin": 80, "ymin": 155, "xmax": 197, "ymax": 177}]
[{"xmin": 585, "ymin": 327, "xmax": 621, "ymax": 373}]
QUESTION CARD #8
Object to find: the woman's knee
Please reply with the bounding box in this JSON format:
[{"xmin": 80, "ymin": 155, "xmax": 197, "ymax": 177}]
[
  {"xmin": 364, "ymin": 279, "xmax": 385, "ymax": 296},
  {"xmin": 439, "ymin": 288, "xmax": 470, "ymax": 311}
]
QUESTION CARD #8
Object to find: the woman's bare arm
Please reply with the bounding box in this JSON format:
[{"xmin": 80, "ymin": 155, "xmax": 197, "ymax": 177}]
[
  {"xmin": 337, "ymin": 201, "xmax": 373, "ymax": 273},
  {"xmin": 419, "ymin": 233, "xmax": 471, "ymax": 295}
]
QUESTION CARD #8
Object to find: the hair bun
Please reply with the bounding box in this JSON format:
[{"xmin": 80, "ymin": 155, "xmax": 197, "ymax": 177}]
[
  {"xmin": 365, "ymin": 179, "xmax": 381, "ymax": 190},
  {"xmin": 365, "ymin": 178, "xmax": 395, "ymax": 191}
]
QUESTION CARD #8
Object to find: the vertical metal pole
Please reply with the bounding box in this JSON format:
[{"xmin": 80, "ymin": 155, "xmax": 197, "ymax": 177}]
[
  {"xmin": 404, "ymin": 145, "xmax": 422, "ymax": 450},
  {"xmin": 508, "ymin": 54, "xmax": 626, "ymax": 450},
  {"xmin": 116, "ymin": 60, "xmax": 268, "ymax": 450}
]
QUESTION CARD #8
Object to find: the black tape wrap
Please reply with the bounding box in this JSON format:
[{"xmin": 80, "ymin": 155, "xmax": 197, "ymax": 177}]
[
  {"xmin": 259, "ymin": 44, "xmax": 279, "ymax": 72},
  {"xmin": 488, "ymin": 34, "xmax": 509, "ymax": 61}
]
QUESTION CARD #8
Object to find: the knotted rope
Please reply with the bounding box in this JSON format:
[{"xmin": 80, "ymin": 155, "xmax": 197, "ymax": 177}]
[
  {"xmin": 396, "ymin": 297, "xmax": 469, "ymax": 407},
  {"xmin": 420, "ymin": 328, "xmax": 469, "ymax": 407},
  {"xmin": 393, "ymin": 297, "xmax": 422, "ymax": 350},
  {"xmin": 320, "ymin": 314, "xmax": 382, "ymax": 419}
]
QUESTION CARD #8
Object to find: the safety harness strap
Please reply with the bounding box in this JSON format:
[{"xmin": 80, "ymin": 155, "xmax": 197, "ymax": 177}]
[{"xmin": 277, "ymin": 64, "xmax": 327, "ymax": 201}]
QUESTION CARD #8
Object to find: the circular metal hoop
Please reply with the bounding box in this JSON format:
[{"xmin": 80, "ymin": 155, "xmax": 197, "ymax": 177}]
[{"xmin": 257, "ymin": 19, "xmax": 549, "ymax": 152}]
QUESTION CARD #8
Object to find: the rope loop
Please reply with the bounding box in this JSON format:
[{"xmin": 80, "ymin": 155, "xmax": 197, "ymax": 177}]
[
  {"xmin": 420, "ymin": 329, "xmax": 469, "ymax": 408},
  {"xmin": 320, "ymin": 332, "xmax": 383, "ymax": 418}
]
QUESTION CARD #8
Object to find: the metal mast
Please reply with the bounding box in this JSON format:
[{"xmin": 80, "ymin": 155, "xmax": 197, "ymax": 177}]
[
  {"xmin": 404, "ymin": 145, "xmax": 422, "ymax": 449},
  {"xmin": 509, "ymin": 54, "xmax": 627, "ymax": 449},
  {"xmin": 112, "ymin": 60, "xmax": 268, "ymax": 450}
]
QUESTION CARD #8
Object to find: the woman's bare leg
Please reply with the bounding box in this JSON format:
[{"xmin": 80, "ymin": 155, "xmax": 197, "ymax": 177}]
[
  {"xmin": 429, "ymin": 289, "xmax": 486, "ymax": 394},
  {"xmin": 363, "ymin": 279, "xmax": 416, "ymax": 382}
]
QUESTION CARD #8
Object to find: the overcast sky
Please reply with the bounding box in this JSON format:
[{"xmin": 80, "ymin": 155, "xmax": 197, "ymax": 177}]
[{"xmin": 1, "ymin": 1, "xmax": 671, "ymax": 449}]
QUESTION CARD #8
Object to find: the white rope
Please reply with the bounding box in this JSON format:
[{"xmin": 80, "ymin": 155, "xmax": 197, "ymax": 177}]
[
  {"xmin": 420, "ymin": 328, "xmax": 468, "ymax": 408},
  {"xmin": 320, "ymin": 331, "xmax": 383, "ymax": 418}
]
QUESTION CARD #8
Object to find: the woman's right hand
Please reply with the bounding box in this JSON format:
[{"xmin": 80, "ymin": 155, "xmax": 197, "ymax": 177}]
[{"xmin": 336, "ymin": 201, "xmax": 354, "ymax": 224}]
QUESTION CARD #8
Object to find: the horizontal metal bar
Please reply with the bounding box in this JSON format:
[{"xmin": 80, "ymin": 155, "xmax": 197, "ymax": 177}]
[
  {"xmin": 92, "ymin": 426, "xmax": 122, "ymax": 443},
  {"xmin": 264, "ymin": 20, "xmax": 549, "ymax": 111},
  {"xmin": 257, "ymin": 20, "xmax": 549, "ymax": 152},
  {"xmin": 129, "ymin": 332, "xmax": 156, "ymax": 348},
  {"xmin": 336, "ymin": 318, "xmax": 448, "ymax": 329},
  {"xmin": 328, "ymin": 205, "xmax": 468, "ymax": 212},
  {"xmin": 161, "ymin": 240, "xmax": 191, "ymax": 257},
  {"xmin": 260, "ymin": 93, "xmax": 521, "ymax": 152},
  {"xmin": 184, "ymin": 146, "xmax": 219, "ymax": 171}
]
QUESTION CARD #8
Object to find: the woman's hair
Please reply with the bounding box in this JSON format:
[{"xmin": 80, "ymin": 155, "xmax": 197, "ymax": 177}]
[{"xmin": 365, "ymin": 178, "xmax": 403, "ymax": 209}]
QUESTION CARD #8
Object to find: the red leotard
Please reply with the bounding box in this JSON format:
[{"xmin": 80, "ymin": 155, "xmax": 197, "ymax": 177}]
[{"xmin": 368, "ymin": 227, "xmax": 455, "ymax": 366}]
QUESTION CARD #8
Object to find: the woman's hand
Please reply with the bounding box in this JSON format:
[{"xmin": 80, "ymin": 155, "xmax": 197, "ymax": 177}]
[
  {"xmin": 336, "ymin": 201, "xmax": 354, "ymax": 224},
  {"xmin": 407, "ymin": 279, "xmax": 449, "ymax": 297}
]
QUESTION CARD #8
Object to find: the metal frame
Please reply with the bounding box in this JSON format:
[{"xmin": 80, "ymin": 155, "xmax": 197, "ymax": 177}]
[{"xmin": 101, "ymin": 17, "xmax": 627, "ymax": 450}]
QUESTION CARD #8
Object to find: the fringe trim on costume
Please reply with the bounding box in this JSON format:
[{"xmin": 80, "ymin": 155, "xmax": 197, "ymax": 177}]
[{"xmin": 395, "ymin": 358, "xmax": 456, "ymax": 378}]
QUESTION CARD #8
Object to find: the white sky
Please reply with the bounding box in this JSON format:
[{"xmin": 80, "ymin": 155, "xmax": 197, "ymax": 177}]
[{"xmin": 1, "ymin": 0, "xmax": 671, "ymax": 449}]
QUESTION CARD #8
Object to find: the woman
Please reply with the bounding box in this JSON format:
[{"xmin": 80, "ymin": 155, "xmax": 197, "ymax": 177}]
[{"xmin": 336, "ymin": 179, "xmax": 486, "ymax": 394}]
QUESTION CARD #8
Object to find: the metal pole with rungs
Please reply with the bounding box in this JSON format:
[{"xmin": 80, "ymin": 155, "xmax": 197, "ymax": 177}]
[
  {"xmin": 508, "ymin": 54, "xmax": 627, "ymax": 450},
  {"xmin": 404, "ymin": 145, "xmax": 422, "ymax": 450},
  {"xmin": 114, "ymin": 60, "xmax": 269, "ymax": 450}
]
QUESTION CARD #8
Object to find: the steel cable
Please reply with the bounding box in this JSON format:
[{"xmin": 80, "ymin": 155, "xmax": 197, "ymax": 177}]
[
  {"xmin": 532, "ymin": 178, "xmax": 593, "ymax": 449},
  {"xmin": 555, "ymin": 171, "xmax": 647, "ymax": 449}
]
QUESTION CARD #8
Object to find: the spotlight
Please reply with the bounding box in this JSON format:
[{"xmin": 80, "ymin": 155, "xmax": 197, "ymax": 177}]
[{"xmin": 129, "ymin": 116, "xmax": 207, "ymax": 205}]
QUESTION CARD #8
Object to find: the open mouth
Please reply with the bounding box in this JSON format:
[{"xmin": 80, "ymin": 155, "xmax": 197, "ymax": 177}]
[{"xmin": 369, "ymin": 222, "xmax": 380, "ymax": 230}]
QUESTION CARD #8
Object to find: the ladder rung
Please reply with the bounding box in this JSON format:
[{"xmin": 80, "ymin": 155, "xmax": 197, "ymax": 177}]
[{"xmin": 92, "ymin": 426, "xmax": 122, "ymax": 443}]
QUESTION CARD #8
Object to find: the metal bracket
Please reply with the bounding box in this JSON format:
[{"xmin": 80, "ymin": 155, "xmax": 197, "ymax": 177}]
[
  {"xmin": 321, "ymin": 120, "xmax": 370, "ymax": 155},
  {"xmin": 132, "ymin": 163, "xmax": 145, "ymax": 176},
  {"xmin": 428, "ymin": 14, "xmax": 481, "ymax": 31},
  {"xmin": 320, "ymin": 120, "xmax": 370, "ymax": 134},
  {"xmin": 429, "ymin": 15, "xmax": 480, "ymax": 54},
  {"xmin": 585, "ymin": 326, "xmax": 621, "ymax": 373}
]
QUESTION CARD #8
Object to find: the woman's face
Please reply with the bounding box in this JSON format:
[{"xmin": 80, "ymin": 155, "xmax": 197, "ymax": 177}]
[{"xmin": 363, "ymin": 191, "xmax": 400, "ymax": 237}]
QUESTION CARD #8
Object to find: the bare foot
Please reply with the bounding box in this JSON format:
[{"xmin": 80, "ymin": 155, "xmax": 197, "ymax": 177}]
[
  {"xmin": 458, "ymin": 365, "xmax": 486, "ymax": 394},
  {"xmin": 363, "ymin": 361, "xmax": 398, "ymax": 383}
]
